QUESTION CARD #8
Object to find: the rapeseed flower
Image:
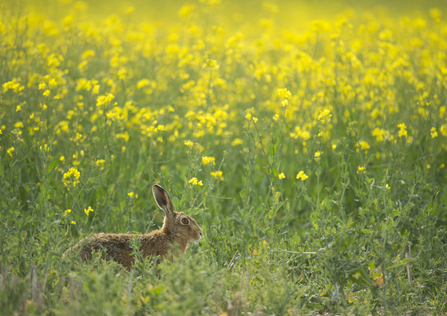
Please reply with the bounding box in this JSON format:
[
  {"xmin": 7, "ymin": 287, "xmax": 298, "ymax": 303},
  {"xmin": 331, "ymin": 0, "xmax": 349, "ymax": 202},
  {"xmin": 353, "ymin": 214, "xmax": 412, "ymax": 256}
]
[
  {"xmin": 397, "ymin": 123, "xmax": 408, "ymax": 138},
  {"xmin": 296, "ymin": 171, "xmax": 308, "ymax": 181},
  {"xmin": 184, "ymin": 140, "xmax": 194, "ymax": 148},
  {"xmin": 96, "ymin": 159, "xmax": 105, "ymax": 170},
  {"xmin": 211, "ymin": 171, "xmax": 224, "ymax": 181},
  {"xmin": 231, "ymin": 138, "xmax": 243, "ymax": 146},
  {"xmin": 7, "ymin": 147, "xmax": 15, "ymax": 157},
  {"xmin": 63, "ymin": 167, "xmax": 81, "ymax": 188},
  {"xmin": 430, "ymin": 127, "xmax": 438, "ymax": 138},
  {"xmin": 96, "ymin": 93, "xmax": 114, "ymax": 107},
  {"xmin": 317, "ymin": 109, "xmax": 332, "ymax": 123},
  {"xmin": 202, "ymin": 156, "xmax": 216, "ymax": 165},
  {"xmin": 188, "ymin": 177, "xmax": 203, "ymax": 186},
  {"xmin": 84, "ymin": 206, "xmax": 94, "ymax": 216}
]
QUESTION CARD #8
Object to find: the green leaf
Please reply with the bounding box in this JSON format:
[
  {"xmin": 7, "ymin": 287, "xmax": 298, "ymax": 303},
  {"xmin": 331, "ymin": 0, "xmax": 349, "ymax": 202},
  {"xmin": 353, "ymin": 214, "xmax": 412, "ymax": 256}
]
[
  {"xmin": 387, "ymin": 259, "xmax": 410, "ymax": 270},
  {"xmin": 48, "ymin": 158, "xmax": 58, "ymax": 174},
  {"xmin": 272, "ymin": 166, "xmax": 279, "ymax": 177}
]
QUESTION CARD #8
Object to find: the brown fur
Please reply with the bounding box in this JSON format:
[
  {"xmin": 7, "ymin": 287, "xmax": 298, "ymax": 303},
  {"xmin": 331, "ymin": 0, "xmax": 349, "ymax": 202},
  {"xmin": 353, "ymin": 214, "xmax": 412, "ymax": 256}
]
[{"xmin": 63, "ymin": 185, "xmax": 202, "ymax": 269}]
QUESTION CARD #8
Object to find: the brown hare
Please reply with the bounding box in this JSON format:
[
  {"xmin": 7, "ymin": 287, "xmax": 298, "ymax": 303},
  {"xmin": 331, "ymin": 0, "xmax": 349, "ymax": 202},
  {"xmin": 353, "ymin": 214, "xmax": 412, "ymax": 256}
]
[{"xmin": 63, "ymin": 184, "xmax": 202, "ymax": 269}]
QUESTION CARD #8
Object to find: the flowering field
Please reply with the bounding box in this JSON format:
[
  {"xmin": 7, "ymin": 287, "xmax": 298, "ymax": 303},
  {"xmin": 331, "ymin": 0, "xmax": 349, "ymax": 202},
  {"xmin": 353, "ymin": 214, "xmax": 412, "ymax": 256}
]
[{"xmin": 1, "ymin": 0, "xmax": 447, "ymax": 314}]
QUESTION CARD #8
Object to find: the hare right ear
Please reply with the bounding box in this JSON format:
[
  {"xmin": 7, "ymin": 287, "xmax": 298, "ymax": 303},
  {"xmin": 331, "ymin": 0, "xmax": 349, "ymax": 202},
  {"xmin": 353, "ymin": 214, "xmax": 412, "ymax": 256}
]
[{"xmin": 152, "ymin": 184, "xmax": 174, "ymax": 216}]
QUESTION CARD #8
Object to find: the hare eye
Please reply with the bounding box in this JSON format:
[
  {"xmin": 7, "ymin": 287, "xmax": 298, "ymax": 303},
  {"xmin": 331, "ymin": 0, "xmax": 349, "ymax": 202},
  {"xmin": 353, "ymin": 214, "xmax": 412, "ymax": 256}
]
[{"xmin": 181, "ymin": 218, "xmax": 189, "ymax": 224}]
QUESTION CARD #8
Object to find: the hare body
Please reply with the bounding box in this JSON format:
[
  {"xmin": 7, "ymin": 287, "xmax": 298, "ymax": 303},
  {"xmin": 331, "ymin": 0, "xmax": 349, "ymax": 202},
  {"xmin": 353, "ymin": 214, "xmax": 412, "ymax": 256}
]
[{"xmin": 64, "ymin": 185, "xmax": 202, "ymax": 269}]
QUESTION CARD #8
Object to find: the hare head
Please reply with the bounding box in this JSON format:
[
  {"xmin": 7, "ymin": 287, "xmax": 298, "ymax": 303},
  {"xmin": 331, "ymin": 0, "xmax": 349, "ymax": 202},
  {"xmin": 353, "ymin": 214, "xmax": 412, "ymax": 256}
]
[{"xmin": 152, "ymin": 184, "xmax": 202, "ymax": 242}]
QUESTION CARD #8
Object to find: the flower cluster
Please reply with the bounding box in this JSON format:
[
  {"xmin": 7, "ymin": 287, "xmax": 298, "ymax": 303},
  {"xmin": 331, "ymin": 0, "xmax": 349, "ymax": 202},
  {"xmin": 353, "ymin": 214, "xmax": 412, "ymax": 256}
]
[
  {"xmin": 1, "ymin": 1, "xmax": 446, "ymax": 226},
  {"xmin": 63, "ymin": 167, "xmax": 81, "ymax": 189}
]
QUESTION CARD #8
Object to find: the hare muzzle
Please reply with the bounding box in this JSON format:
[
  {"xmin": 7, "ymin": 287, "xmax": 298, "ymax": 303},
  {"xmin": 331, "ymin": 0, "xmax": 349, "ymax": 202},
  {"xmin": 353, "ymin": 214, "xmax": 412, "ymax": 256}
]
[{"xmin": 195, "ymin": 229, "xmax": 203, "ymax": 241}]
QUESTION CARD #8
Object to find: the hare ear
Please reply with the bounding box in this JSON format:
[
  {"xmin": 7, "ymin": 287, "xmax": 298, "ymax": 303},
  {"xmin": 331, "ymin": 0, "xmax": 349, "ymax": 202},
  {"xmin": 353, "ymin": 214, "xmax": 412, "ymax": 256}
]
[{"xmin": 152, "ymin": 184, "xmax": 174, "ymax": 216}]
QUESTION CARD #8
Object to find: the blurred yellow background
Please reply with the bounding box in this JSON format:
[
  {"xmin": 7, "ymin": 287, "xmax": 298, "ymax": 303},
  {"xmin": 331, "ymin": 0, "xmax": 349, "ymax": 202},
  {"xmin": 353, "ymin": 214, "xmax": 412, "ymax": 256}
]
[{"xmin": 8, "ymin": 0, "xmax": 447, "ymax": 28}]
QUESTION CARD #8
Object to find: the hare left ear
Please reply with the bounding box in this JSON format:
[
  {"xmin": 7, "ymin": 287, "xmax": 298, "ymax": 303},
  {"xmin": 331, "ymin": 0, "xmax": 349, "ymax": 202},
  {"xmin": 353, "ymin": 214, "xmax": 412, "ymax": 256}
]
[{"xmin": 152, "ymin": 184, "xmax": 174, "ymax": 216}]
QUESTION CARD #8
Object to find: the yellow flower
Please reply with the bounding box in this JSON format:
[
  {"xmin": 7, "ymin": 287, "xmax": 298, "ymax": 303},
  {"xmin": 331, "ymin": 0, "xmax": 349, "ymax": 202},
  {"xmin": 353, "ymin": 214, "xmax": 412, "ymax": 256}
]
[
  {"xmin": 16, "ymin": 105, "xmax": 21, "ymax": 112},
  {"xmin": 14, "ymin": 122, "xmax": 24, "ymax": 128},
  {"xmin": 3, "ymin": 80, "xmax": 24, "ymax": 93},
  {"xmin": 128, "ymin": 191, "xmax": 134, "ymax": 197},
  {"xmin": 184, "ymin": 140, "xmax": 194, "ymax": 148},
  {"xmin": 95, "ymin": 159, "xmax": 105, "ymax": 169},
  {"xmin": 71, "ymin": 221, "xmax": 76, "ymax": 225},
  {"xmin": 7, "ymin": 147, "xmax": 15, "ymax": 157},
  {"xmin": 84, "ymin": 206, "xmax": 94, "ymax": 216},
  {"xmin": 60, "ymin": 156, "xmax": 65, "ymax": 162},
  {"xmin": 314, "ymin": 151, "xmax": 322, "ymax": 161},
  {"xmin": 231, "ymin": 138, "xmax": 243, "ymax": 146},
  {"xmin": 203, "ymin": 59, "xmax": 219, "ymax": 70},
  {"xmin": 43, "ymin": 90, "xmax": 50, "ymax": 96},
  {"xmin": 253, "ymin": 117, "xmax": 258, "ymax": 123},
  {"xmin": 386, "ymin": 184, "xmax": 390, "ymax": 190},
  {"xmin": 63, "ymin": 167, "xmax": 81, "ymax": 188},
  {"xmin": 277, "ymin": 88, "xmax": 291, "ymax": 99},
  {"xmin": 92, "ymin": 84, "xmax": 100, "ymax": 94},
  {"xmin": 188, "ymin": 177, "xmax": 203, "ymax": 186},
  {"xmin": 296, "ymin": 171, "xmax": 308, "ymax": 181},
  {"xmin": 63, "ymin": 209, "xmax": 71, "ymax": 217},
  {"xmin": 278, "ymin": 172, "xmax": 285, "ymax": 179},
  {"xmin": 317, "ymin": 109, "xmax": 332, "ymax": 123},
  {"xmin": 430, "ymin": 127, "xmax": 438, "ymax": 138},
  {"xmin": 273, "ymin": 114, "xmax": 279, "ymax": 121},
  {"xmin": 48, "ymin": 78, "xmax": 57, "ymax": 88},
  {"xmin": 137, "ymin": 79, "xmax": 150, "ymax": 89},
  {"xmin": 397, "ymin": 123, "xmax": 407, "ymax": 138},
  {"xmin": 357, "ymin": 166, "xmax": 365, "ymax": 173},
  {"xmin": 202, "ymin": 156, "xmax": 216, "ymax": 165},
  {"xmin": 245, "ymin": 113, "xmax": 252, "ymax": 120},
  {"xmin": 440, "ymin": 125, "xmax": 447, "ymax": 136},
  {"xmin": 96, "ymin": 93, "xmax": 114, "ymax": 106},
  {"xmin": 211, "ymin": 171, "xmax": 224, "ymax": 181},
  {"xmin": 188, "ymin": 177, "xmax": 198, "ymax": 185},
  {"xmin": 359, "ymin": 141, "xmax": 370, "ymax": 150}
]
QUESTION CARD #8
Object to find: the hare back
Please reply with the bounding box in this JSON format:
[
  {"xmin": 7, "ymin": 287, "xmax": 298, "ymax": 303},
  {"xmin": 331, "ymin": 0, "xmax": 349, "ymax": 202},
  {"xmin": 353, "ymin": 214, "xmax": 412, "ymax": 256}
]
[{"xmin": 77, "ymin": 232, "xmax": 176, "ymax": 269}]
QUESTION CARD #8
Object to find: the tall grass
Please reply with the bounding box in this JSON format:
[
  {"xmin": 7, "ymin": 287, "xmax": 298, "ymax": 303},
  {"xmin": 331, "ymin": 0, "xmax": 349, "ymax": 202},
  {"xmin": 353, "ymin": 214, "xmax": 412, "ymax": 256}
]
[{"xmin": 1, "ymin": 0, "xmax": 447, "ymax": 314}]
